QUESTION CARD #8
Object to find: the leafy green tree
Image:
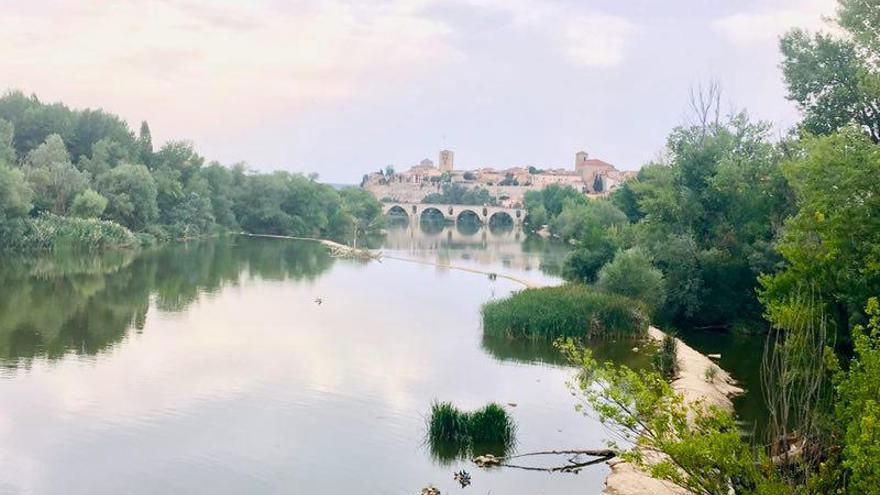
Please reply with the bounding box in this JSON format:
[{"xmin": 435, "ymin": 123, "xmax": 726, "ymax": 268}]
[
  {"xmin": 558, "ymin": 340, "xmax": 786, "ymax": 495},
  {"xmin": 761, "ymin": 128, "xmax": 880, "ymax": 332},
  {"xmin": 70, "ymin": 189, "xmax": 108, "ymax": 219},
  {"xmin": 596, "ymin": 247, "xmax": 666, "ymax": 315},
  {"xmin": 0, "ymin": 165, "xmax": 32, "ymax": 220},
  {"xmin": 69, "ymin": 109, "xmax": 135, "ymax": 162},
  {"xmin": 0, "ymin": 91, "xmax": 75, "ymax": 157},
  {"xmin": 827, "ymin": 297, "xmax": 880, "ymax": 493},
  {"xmin": 78, "ymin": 138, "xmax": 130, "ymax": 177},
  {"xmin": 97, "ymin": 163, "xmax": 158, "ymax": 231},
  {"xmin": 24, "ymin": 135, "xmax": 88, "ymax": 214},
  {"xmin": 780, "ymin": 1, "xmax": 880, "ymax": 142},
  {"xmin": 136, "ymin": 121, "xmax": 154, "ymax": 166},
  {"xmin": 0, "ymin": 119, "xmax": 15, "ymax": 166}
]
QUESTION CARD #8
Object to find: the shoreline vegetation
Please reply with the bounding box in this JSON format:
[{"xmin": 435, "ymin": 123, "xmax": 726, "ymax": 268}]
[{"xmin": 0, "ymin": 91, "xmax": 385, "ymax": 252}]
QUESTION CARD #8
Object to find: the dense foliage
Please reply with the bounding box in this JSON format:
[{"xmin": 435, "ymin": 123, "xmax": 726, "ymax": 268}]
[
  {"xmin": 481, "ymin": 284, "xmax": 648, "ymax": 340},
  {"xmin": 0, "ymin": 91, "xmax": 383, "ymax": 250}
]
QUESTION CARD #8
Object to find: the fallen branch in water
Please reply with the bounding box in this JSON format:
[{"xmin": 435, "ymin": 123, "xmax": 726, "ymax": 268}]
[{"xmin": 473, "ymin": 448, "xmax": 617, "ymax": 473}]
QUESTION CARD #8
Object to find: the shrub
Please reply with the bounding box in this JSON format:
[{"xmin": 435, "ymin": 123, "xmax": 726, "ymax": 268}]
[
  {"xmin": 481, "ymin": 284, "xmax": 648, "ymax": 340},
  {"xmin": 596, "ymin": 247, "xmax": 666, "ymax": 315},
  {"xmin": 70, "ymin": 189, "xmax": 108, "ymax": 219}
]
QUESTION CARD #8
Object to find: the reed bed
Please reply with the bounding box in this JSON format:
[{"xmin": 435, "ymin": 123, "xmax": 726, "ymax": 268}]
[{"xmin": 481, "ymin": 284, "xmax": 648, "ymax": 341}]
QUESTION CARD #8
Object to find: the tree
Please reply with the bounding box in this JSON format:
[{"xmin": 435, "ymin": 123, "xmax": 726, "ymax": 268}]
[
  {"xmin": 24, "ymin": 134, "xmax": 88, "ymax": 215},
  {"xmin": 78, "ymin": 138, "xmax": 130, "ymax": 177},
  {"xmin": 0, "ymin": 119, "xmax": 15, "ymax": 166},
  {"xmin": 780, "ymin": 1, "xmax": 880, "ymax": 142},
  {"xmin": 558, "ymin": 340, "xmax": 785, "ymax": 495},
  {"xmin": 385, "ymin": 165, "xmax": 395, "ymax": 177},
  {"xmin": 69, "ymin": 109, "xmax": 136, "ymax": 162},
  {"xmin": 136, "ymin": 121, "xmax": 154, "ymax": 166},
  {"xmin": 761, "ymin": 128, "xmax": 880, "ymax": 332},
  {"xmin": 596, "ymin": 247, "xmax": 666, "ymax": 315},
  {"xmin": 0, "ymin": 164, "xmax": 32, "ymax": 220},
  {"xmin": 828, "ymin": 297, "xmax": 880, "ymax": 493},
  {"xmin": 70, "ymin": 189, "xmax": 108, "ymax": 218},
  {"xmin": 97, "ymin": 163, "xmax": 158, "ymax": 231}
]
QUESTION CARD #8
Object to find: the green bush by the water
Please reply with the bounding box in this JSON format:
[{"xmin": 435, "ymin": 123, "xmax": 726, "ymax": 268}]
[
  {"xmin": 427, "ymin": 401, "xmax": 516, "ymax": 463},
  {"xmin": 481, "ymin": 284, "xmax": 648, "ymax": 340},
  {"xmin": 28, "ymin": 213, "xmax": 137, "ymax": 250}
]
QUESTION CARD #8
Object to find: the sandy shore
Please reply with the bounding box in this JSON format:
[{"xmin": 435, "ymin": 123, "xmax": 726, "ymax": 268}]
[{"xmin": 603, "ymin": 326, "xmax": 744, "ymax": 495}]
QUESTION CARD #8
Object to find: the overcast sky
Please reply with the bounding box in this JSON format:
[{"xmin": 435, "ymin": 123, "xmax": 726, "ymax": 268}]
[{"xmin": 0, "ymin": 0, "xmax": 838, "ymax": 182}]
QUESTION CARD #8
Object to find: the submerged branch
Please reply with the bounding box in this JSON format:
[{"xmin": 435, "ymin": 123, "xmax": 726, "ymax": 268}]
[{"xmin": 473, "ymin": 448, "xmax": 617, "ymax": 473}]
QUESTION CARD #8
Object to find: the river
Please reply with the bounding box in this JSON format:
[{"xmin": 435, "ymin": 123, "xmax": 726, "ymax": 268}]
[{"xmin": 0, "ymin": 223, "xmax": 658, "ymax": 494}]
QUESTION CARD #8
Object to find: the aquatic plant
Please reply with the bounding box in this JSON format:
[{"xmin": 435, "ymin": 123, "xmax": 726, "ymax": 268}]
[
  {"xmin": 428, "ymin": 401, "xmax": 471, "ymax": 445},
  {"xmin": 427, "ymin": 401, "xmax": 516, "ymax": 464},
  {"xmin": 652, "ymin": 332, "xmax": 679, "ymax": 380},
  {"xmin": 481, "ymin": 284, "xmax": 647, "ymax": 341},
  {"xmin": 468, "ymin": 403, "xmax": 515, "ymax": 445}
]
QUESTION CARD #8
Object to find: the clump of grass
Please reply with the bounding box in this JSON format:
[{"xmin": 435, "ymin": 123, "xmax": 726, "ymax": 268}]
[
  {"xmin": 652, "ymin": 332, "xmax": 679, "ymax": 380},
  {"xmin": 481, "ymin": 283, "xmax": 648, "ymax": 341},
  {"xmin": 468, "ymin": 403, "xmax": 515, "ymax": 445},
  {"xmin": 704, "ymin": 364, "xmax": 719, "ymax": 383},
  {"xmin": 428, "ymin": 401, "xmax": 471, "ymax": 445},
  {"xmin": 427, "ymin": 401, "xmax": 517, "ymax": 463}
]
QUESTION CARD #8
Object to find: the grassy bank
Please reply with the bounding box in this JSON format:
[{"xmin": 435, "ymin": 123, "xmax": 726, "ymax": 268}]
[{"xmin": 481, "ymin": 284, "xmax": 648, "ymax": 340}]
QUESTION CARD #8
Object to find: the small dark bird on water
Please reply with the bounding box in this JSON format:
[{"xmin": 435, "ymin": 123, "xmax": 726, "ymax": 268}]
[
  {"xmin": 314, "ymin": 298, "xmax": 322, "ymax": 305},
  {"xmin": 454, "ymin": 470, "xmax": 471, "ymax": 488}
]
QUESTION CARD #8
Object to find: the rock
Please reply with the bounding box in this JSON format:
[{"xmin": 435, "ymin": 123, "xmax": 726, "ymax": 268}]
[
  {"xmin": 507, "ymin": 402, "xmax": 517, "ymax": 407},
  {"xmin": 421, "ymin": 485, "xmax": 441, "ymax": 495},
  {"xmin": 631, "ymin": 347, "xmax": 639, "ymax": 352}
]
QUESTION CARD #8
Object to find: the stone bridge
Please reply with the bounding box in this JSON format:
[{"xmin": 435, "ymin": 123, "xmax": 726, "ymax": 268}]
[{"xmin": 383, "ymin": 202, "xmax": 524, "ymax": 226}]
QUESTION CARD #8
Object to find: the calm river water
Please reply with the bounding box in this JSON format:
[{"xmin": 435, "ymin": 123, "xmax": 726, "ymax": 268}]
[{"xmin": 0, "ymin": 223, "xmax": 646, "ymax": 494}]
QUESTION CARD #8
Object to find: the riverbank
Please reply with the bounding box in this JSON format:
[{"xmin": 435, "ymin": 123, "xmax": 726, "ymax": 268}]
[{"xmin": 603, "ymin": 327, "xmax": 743, "ymax": 495}]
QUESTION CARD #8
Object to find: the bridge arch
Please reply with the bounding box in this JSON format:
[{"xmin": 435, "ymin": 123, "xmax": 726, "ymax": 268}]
[
  {"xmin": 456, "ymin": 209, "xmax": 482, "ymax": 225},
  {"xmin": 420, "ymin": 206, "xmax": 446, "ymax": 223},
  {"xmin": 385, "ymin": 204, "xmax": 409, "ymax": 218},
  {"xmin": 488, "ymin": 211, "xmax": 514, "ymax": 229}
]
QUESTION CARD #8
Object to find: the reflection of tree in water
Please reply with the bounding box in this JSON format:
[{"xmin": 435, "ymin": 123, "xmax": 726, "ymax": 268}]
[
  {"xmin": 0, "ymin": 238, "xmax": 335, "ymax": 367},
  {"xmin": 481, "ymin": 334, "xmax": 654, "ymax": 370}
]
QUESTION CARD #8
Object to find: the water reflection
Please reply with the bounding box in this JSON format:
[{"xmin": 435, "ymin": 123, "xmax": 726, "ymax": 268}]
[
  {"xmin": 0, "ymin": 239, "xmax": 333, "ymax": 367},
  {"xmin": 381, "ymin": 221, "xmax": 570, "ymax": 279}
]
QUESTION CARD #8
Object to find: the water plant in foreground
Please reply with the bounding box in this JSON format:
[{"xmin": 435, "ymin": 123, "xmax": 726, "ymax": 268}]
[
  {"xmin": 481, "ymin": 283, "xmax": 648, "ymax": 341},
  {"xmin": 427, "ymin": 401, "xmax": 516, "ymax": 464}
]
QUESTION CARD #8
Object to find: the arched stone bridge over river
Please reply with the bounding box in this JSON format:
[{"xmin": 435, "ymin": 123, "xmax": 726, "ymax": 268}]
[{"xmin": 383, "ymin": 202, "xmax": 525, "ymax": 226}]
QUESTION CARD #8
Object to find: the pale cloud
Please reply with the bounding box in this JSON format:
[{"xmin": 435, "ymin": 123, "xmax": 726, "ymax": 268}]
[
  {"xmin": 712, "ymin": 0, "xmax": 838, "ymax": 45},
  {"xmin": 0, "ymin": 0, "xmax": 458, "ymax": 134},
  {"xmin": 560, "ymin": 13, "xmax": 636, "ymax": 68},
  {"xmin": 450, "ymin": 0, "xmax": 636, "ymax": 68}
]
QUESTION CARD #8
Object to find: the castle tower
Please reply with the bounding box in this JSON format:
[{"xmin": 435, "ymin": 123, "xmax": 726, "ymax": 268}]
[
  {"xmin": 575, "ymin": 151, "xmax": 589, "ymax": 169},
  {"xmin": 439, "ymin": 149, "xmax": 454, "ymax": 172}
]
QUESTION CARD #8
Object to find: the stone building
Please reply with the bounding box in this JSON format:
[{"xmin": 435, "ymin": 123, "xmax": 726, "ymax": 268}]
[{"xmin": 439, "ymin": 149, "xmax": 454, "ymax": 172}]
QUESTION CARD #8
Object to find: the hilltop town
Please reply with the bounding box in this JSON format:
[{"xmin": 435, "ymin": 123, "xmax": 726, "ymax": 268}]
[{"xmin": 361, "ymin": 150, "xmax": 636, "ymax": 207}]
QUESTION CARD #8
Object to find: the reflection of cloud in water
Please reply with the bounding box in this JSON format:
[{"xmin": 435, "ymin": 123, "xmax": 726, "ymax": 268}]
[{"xmin": 0, "ymin": 237, "xmax": 614, "ymax": 494}]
